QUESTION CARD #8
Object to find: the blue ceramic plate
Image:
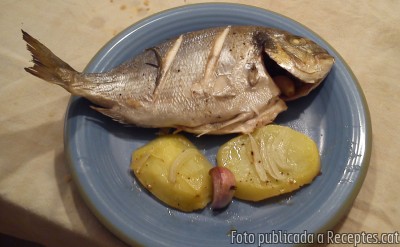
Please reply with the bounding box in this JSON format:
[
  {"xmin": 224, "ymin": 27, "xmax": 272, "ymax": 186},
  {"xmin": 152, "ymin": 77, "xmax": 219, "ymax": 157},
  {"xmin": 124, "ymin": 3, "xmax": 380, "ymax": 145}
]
[{"xmin": 65, "ymin": 3, "xmax": 372, "ymax": 247}]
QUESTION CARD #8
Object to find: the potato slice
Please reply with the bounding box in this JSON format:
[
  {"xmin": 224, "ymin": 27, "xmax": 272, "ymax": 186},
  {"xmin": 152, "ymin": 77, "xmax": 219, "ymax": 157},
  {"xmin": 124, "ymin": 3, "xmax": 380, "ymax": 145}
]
[
  {"xmin": 131, "ymin": 135, "xmax": 212, "ymax": 212},
  {"xmin": 217, "ymin": 125, "xmax": 320, "ymax": 201}
]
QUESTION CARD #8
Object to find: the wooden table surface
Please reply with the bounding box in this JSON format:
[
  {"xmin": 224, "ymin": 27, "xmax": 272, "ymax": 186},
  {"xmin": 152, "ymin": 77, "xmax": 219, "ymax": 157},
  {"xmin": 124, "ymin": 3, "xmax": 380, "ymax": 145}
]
[{"xmin": 1, "ymin": 1, "xmax": 399, "ymax": 246}]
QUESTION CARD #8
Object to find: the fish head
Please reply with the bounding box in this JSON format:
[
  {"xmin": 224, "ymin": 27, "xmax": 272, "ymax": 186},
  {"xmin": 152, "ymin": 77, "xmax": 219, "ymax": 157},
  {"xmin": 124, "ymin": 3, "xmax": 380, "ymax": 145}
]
[
  {"xmin": 255, "ymin": 29, "xmax": 335, "ymax": 100},
  {"xmin": 262, "ymin": 30, "xmax": 334, "ymax": 83}
]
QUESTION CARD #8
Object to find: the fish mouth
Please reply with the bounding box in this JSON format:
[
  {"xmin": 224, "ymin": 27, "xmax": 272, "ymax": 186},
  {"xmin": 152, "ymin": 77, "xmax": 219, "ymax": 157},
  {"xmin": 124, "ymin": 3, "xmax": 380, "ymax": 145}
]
[{"xmin": 262, "ymin": 51, "xmax": 328, "ymax": 101}]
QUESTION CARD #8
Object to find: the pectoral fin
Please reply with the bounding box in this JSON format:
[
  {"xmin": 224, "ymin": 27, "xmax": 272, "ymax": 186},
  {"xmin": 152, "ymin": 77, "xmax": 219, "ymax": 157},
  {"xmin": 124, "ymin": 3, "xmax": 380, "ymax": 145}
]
[
  {"xmin": 145, "ymin": 48, "xmax": 163, "ymax": 94},
  {"xmin": 211, "ymin": 75, "xmax": 236, "ymax": 98}
]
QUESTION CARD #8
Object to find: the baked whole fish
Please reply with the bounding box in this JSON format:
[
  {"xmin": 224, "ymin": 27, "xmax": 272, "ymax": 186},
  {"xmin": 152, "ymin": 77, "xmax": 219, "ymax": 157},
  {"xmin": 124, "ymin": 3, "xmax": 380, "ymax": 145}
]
[{"xmin": 23, "ymin": 26, "xmax": 334, "ymax": 135}]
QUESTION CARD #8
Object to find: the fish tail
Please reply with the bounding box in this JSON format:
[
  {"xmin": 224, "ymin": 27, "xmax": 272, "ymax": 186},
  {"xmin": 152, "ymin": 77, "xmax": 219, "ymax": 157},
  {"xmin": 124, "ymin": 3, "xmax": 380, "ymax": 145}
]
[{"xmin": 22, "ymin": 30, "xmax": 78, "ymax": 90}]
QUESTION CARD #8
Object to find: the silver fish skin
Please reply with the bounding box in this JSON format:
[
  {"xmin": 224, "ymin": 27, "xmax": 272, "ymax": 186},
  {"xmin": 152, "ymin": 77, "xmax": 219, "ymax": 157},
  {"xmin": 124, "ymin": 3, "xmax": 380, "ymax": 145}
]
[{"xmin": 23, "ymin": 26, "xmax": 333, "ymax": 135}]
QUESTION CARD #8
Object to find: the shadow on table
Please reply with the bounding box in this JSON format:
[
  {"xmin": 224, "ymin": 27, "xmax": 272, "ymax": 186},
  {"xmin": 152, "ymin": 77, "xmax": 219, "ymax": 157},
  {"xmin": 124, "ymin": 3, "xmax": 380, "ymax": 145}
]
[
  {"xmin": 53, "ymin": 151, "xmax": 128, "ymax": 247},
  {"xmin": 0, "ymin": 233, "xmax": 43, "ymax": 247},
  {"xmin": 0, "ymin": 115, "xmax": 122, "ymax": 247},
  {"xmin": 0, "ymin": 197, "xmax": 99, "ymax": 247}
]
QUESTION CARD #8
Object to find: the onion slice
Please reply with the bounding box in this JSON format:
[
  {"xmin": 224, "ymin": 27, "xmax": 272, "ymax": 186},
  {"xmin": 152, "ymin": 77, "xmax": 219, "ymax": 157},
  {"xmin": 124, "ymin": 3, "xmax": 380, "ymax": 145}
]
[
  {"xmin": 134, "ymin": 153, "xmax": 151, "ymax": 174},
  {"xmin": 168, "ymin": 148, "xmax": 198, "ymax": 183},
  {"xmin": 248, "ymin": 133, "xmax": 268, "ymax": 182},
  {"xmin": 260, "ymin": 139, "xmax": 282, "ymax": 180}
]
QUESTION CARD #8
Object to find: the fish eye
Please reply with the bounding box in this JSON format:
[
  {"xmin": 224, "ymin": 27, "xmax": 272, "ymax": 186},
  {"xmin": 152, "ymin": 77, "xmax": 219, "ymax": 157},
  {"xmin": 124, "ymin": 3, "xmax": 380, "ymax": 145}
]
[
  {"xmin": 306, "ymin": 48, "xmax": 313, "ymax": 54},
  {"xmin": 291, "ymin": 38, "xmax": 300, "ymax": 45},
  {"xmin": 290, "ymin": 37, "xmax": 306, "ymax": 45}
]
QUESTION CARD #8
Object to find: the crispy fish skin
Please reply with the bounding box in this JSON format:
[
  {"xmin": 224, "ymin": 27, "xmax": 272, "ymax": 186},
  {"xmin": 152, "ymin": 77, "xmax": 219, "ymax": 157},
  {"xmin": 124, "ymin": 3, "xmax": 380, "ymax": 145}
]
[{"xmin": 22, "ymin": 26, "xmax": 333, "ymax": 135}]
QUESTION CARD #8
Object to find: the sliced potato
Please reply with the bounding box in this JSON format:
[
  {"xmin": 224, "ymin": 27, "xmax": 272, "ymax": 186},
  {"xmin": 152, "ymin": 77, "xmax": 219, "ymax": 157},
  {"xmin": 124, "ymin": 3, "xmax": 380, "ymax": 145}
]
[
  {"xmin": 217, "ymin": 125, "xmax": 320, "ymax": 201},
  {"xmin": 131, "ymin": 134, "xmax": 212, "ymax": 212}
]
